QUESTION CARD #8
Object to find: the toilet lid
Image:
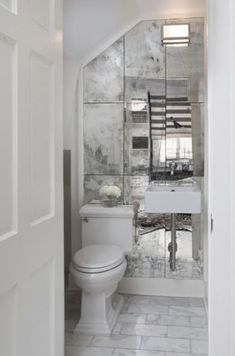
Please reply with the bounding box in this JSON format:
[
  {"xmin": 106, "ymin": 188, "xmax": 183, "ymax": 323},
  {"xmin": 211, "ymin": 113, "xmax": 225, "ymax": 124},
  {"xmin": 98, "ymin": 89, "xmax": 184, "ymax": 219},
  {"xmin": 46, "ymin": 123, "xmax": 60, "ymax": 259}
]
[{"xmin": 72, "ymin": 244, "xmax": 124, "ymax": 273}]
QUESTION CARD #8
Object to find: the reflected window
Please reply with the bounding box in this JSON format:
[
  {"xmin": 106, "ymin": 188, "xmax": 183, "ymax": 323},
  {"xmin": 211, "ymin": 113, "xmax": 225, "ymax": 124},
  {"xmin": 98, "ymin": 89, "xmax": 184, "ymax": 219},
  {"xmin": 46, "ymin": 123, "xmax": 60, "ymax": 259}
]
[{"xmin": 160, "ymin": 137, "xmax": 192, "ymax": 160}]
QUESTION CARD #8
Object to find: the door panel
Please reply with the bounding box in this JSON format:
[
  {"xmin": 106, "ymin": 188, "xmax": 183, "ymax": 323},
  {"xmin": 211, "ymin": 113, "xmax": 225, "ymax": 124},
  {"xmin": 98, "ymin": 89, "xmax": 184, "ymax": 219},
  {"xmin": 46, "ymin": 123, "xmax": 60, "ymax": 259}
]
[
  {"xmin": 30, "ymin": 52, "xmax": 54, "ymax": 224},
  {"xmin": 0, "ymin": 0, "xmax": 16, "ymax": 14},
  {"xmin": 0, "ymin": 1, "xmax": 63, "ymax": 355},
  {"xmin": 0, "ymin": 33, "xmax": 17, "ymax": 239},
  {"xmin": 0, "ymin": 285, "xmax": 17, "ymax": 356},
  {"xmin": 19, "ymin": 261, "xmax": 55, "ymax": 356},
  {"xmin": 29, "ymin": 0, "xmax": 52, "ymax": 34}
]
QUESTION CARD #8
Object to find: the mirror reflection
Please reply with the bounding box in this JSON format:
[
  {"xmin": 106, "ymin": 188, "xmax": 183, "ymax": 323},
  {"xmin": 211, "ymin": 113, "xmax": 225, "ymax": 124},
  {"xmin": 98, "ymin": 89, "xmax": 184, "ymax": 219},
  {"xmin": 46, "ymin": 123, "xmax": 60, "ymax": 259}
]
[{"xmin": 83, "ymin": 17, "xmax": 204, "ymax": 280}]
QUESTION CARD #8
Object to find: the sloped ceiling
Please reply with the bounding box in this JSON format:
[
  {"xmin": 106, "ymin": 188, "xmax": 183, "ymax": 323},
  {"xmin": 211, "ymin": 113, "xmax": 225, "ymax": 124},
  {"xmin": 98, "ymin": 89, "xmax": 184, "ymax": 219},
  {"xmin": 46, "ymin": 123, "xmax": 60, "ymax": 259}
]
[
  {"xmin": 63, "ymin": 0, "xmax": 140, "ymax": 60},
  {"xmin": 64, "ymin": 0, "xmax": 206, "ymax": 61}
]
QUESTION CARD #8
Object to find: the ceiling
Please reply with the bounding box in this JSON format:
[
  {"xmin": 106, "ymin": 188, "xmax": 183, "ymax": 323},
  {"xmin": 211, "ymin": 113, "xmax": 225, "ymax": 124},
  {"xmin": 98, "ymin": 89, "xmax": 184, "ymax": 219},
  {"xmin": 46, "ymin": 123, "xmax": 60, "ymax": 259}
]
[{"xmin": 63, "ymin": 0, "xmax": 206, "ymax": 62}]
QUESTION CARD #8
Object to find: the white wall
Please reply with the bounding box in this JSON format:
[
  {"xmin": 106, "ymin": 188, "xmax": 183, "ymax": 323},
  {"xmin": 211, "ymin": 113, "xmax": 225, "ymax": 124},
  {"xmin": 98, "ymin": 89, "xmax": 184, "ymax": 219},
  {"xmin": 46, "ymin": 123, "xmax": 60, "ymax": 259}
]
[
  {"xmin": 137, "ymin": 0, "xmax": 206, "ymax": 19},
  {"xmin": 63, "ymin": 58, "xmax": 81, "ymax": 273},
  {"xmin": 63, "ymin": 58, "xmax": 80, "ymax": 150}
]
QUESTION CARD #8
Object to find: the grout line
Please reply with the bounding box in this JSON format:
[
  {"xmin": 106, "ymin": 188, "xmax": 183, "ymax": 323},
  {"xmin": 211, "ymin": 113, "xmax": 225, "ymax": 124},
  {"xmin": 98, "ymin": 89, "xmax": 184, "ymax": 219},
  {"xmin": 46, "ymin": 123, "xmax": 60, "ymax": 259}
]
[
  {"xmin": 83, "ymin": 345, "xmax": 138, "ymax": 350},
  {"xmin": 116, "ymin": 329, "xmax": 207, "ymax": 340},
  {"xmin": 89, "ymin": 335, "xmax": 95, "ymax": 346},
  {"xmin": 139, "ymin": 335, "xmax": 143, "ymax": 350},
  {"xmin": 166, "ymin": 324, "xmax": 169, "ymax": 338},
  {"xmin": 66, "ymin": 339, "xmax": 207, "ymax": 354},
  {"xmin": 190, "ymin": 338, "xmax": 193, "ymax": 354},
  {"xmin": 143, "ymin": 313, "xmax": 147, "ymax": 323},
  {"xmin": 135, "ymin": 338, "xmax": 191, "ymax": 354},
  {"xmin": 109, "ymin": 346, "xmax": 168, "ymax": 355}
]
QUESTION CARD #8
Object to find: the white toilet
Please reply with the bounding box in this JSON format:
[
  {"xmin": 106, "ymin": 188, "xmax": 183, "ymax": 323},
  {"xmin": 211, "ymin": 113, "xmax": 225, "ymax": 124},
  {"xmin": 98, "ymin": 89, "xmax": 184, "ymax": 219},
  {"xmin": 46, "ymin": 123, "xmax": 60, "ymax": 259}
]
[{"xmin": 70, "ymin": 203, "xmax": 134, "ymax": 335}]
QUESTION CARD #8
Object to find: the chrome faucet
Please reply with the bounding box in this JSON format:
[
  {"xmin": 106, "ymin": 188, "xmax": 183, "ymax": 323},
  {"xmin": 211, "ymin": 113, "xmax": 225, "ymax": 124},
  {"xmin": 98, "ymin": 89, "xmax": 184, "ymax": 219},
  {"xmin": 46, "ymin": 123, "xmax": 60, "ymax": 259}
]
[{"xmin": 170, "ymin": 163, "xmax": 177, "ymax": 175}]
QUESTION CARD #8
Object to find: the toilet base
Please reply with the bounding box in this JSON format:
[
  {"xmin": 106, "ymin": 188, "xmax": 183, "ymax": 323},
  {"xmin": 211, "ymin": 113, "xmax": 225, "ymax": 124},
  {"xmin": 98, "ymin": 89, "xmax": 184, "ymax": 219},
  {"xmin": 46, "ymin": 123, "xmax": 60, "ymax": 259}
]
[{"xmin": 74, "ymin": 292, "xmax": 124, "ymax": 335}]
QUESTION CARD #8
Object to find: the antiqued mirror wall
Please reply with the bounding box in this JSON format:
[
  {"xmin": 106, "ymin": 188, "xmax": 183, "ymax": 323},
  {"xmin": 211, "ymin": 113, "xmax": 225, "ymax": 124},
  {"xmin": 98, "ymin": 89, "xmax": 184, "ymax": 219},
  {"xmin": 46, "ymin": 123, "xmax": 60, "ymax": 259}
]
[{"xmin": 83, "ymin": 17, "xmax": 204, "ymax": 280}]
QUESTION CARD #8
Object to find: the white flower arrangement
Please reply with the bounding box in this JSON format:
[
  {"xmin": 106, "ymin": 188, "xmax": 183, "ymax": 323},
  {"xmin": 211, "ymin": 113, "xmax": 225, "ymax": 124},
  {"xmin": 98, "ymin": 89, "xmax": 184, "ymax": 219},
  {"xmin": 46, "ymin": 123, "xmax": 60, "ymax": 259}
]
[{"xmin": 99, "ymin": 185, "xmax": 121, "ymax": 200}]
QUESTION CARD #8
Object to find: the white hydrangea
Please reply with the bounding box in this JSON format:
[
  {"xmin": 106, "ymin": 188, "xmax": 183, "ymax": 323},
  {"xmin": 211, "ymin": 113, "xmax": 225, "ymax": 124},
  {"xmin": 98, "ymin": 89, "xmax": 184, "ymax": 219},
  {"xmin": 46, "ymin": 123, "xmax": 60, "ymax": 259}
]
[{"xmin": 99, "ymin": 185, "xmax": 121, "ymax": 199}]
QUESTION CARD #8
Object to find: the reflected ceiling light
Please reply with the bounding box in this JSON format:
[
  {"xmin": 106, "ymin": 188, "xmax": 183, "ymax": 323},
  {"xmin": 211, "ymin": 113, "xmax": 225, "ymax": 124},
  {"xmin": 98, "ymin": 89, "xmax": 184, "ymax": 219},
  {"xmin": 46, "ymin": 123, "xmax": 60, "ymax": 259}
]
[
  {"xmin": 130, "ymin": 99, "xmax": 146, "ymax": 112},
  {"xmin": 162, "ymin": 24, "xmax": 190, "ymax": 47}
]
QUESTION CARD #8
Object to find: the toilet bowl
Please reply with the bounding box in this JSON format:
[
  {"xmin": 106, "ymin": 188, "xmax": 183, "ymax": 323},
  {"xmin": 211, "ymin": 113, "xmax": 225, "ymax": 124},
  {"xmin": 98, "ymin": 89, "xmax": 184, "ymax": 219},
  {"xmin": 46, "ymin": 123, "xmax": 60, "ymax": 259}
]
[
  {"xmin": 70, "ymin": 244, "xmax": 127, "ymax": 335},
  {"xmin": 70, "ymin": 203, "xmax": 134, "ymax": 335}
]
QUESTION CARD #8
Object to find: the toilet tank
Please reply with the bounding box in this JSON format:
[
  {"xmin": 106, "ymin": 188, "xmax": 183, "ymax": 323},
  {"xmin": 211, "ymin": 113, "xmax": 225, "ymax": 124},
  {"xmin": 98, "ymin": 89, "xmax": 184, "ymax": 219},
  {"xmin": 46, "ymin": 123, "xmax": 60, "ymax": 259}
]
[{"xmin": 79, "ymin": 203, "xmax": 135, "ymax": 254}]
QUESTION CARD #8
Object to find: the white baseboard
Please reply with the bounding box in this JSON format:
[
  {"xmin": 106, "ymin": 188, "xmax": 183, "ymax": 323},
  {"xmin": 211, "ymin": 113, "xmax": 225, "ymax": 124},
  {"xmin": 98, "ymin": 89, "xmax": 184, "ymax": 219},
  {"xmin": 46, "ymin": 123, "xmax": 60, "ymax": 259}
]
[
  {"xmin": 67, "ymin": 271, "xmax": 205, "ymax": 298},
  {"xmin": 118, "ymin": 277, "xmax": 204, "ymax": 298}
]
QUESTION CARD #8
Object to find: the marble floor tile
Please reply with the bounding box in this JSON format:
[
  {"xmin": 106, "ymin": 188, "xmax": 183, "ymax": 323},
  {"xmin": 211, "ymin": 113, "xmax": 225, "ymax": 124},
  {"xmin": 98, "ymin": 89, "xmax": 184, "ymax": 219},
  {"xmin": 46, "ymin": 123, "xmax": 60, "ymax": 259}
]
[
  {"xmin": 121, "ymin": 302, "xmax": 130, "ymax": 313},
  {"xmin": 120, "ymin": 323, "xmax": 167, "ymax": 337},
  {"xmin": 65, "ymin": 320, "xmax": 78, "ymax": 333},
  {"xmin": 149, "ymin": 296, "xmax": 190, "ymax": 307},
  {"xmin": 146, "ymin": 314, "xmax": 190, "ymax": 327},
  {"xmin": 122, "ymin": 295, "xmax": 131, "ymax": 303},
  {"xmin": 65, "ymin": 346, "xmax": 114, "ymax": 356},
  {"xmin": 127, "ymin": 295, "xmax": 151, "ymax": 305},
  {"xmin": 190, "ymin": 316, "xmax": 207, "ymax": 328},
  {"xmin": 118, "ymin": 313, "xmax": 147, "ymax": 324},
  {"xmin": 128, "ymin": 303, "xmax": 169, "ymax": 315},
  {"xmin": 169, "ymin": 306, "xmax": 206, "ymax": 317},
  {"xmin": 65, "ymin": 295, "xmax": 208, "ymax": 356},
  {"xmin": 112, "ymin": 322, "xmax": 122, "ymax": 335},
  {"xmin": 141, "ymin": 336, "xmax": 190, "ymax": 353},
  {"xmin": 191, "ymin": 339, "xmax": 208, "ymax": 354},
  {"xmin": 65, "ymin": 333, "xmax": 92, "ymax": 347},
  {"xmin": 168, "ymin": 326, "xmax": 207, "ymax": 340},
  {"xmin": 113, "ymin": 349, "xmax": 166, "ymax": 356},
  {"xmin": 188, "ymin": 298, "xmax": 205, "ymax": 308},
  {"xmin": 166, "ymin": 353, "xmax": 206, "ymax": 356},
  {"xmin": 91, "ymin": 335, "xmax": 141, "ymax": 349}
]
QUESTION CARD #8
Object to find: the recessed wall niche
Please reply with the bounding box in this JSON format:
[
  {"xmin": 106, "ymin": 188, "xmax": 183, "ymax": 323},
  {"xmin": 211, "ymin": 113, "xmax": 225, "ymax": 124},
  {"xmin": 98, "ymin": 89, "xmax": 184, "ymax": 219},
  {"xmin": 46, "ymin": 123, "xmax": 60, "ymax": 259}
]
[
  {"xmin": 132, "ymin": 137, "xmax": 148, "ymax": 149},
  {"xmin": 83, "ymin": 18, "xmax": 205, "ymax": 280}
]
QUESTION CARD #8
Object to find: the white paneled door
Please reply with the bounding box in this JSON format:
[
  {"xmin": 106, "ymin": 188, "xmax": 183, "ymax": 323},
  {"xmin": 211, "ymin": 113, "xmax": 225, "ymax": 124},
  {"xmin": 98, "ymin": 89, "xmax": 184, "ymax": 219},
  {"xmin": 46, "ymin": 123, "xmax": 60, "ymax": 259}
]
[{"xmin": 0, "ymin": 1, "xmax": 64, "ymax": 356}]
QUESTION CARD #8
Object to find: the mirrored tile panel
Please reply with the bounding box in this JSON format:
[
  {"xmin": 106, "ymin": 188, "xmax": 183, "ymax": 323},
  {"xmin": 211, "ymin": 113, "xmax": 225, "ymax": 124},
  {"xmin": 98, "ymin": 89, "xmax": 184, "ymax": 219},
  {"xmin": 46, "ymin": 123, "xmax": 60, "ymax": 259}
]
[
  {"xmin": 84, "ymin": 38, "xmax": 124, "ymax": 103},
  {"xmin": 84, "ymin": 103, "xmax": 124, "ymax": 175}
]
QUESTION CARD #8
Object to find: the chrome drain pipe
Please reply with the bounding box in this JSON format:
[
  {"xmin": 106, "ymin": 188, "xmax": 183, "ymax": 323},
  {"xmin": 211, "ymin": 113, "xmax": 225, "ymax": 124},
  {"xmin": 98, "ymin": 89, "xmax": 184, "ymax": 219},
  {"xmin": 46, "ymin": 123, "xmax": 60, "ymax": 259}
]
[{"xmin": 168, "ymin": 213, "xmax": 177, "ymax": 271}]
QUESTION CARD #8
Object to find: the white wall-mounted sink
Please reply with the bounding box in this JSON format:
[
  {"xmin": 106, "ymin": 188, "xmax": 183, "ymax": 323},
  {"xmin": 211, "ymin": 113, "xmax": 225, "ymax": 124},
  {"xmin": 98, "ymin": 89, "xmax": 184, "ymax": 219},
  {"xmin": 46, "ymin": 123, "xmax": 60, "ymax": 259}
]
[{"xmin": 144, "ymin": 179, "xmax": 201, "ymax": 214}]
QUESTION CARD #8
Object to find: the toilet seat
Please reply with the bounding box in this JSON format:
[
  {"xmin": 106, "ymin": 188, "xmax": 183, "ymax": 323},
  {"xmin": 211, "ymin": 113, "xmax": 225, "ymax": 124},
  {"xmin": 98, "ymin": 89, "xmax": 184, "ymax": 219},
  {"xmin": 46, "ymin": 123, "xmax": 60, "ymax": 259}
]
[{"xmin": 72, "ymin": 244, "xmax": 125, "ymax": 273}]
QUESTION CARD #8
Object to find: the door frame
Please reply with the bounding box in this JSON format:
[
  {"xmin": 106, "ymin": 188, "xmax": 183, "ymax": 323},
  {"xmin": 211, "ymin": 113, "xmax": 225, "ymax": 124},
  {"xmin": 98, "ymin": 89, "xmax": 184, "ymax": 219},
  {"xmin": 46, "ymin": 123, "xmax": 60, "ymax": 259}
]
[{"xmin": 208, "ymin": 0, "xmax": 235, "ymax": 355}]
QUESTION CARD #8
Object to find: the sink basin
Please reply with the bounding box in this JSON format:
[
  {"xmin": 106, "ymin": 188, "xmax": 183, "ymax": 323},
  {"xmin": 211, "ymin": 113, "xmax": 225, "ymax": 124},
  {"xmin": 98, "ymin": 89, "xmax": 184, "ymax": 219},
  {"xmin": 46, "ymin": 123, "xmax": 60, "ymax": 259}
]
[{"xmin": 144, "ymin": 179, "xmax": 201, "ymax": 214}]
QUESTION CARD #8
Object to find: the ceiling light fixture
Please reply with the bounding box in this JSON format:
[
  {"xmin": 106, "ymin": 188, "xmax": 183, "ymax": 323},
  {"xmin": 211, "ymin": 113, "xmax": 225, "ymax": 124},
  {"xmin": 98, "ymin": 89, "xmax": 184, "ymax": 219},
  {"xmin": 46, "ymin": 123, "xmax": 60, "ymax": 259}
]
[{"xmin": 162, "ymin": 24, "xmax": 190, "ymax": 47}]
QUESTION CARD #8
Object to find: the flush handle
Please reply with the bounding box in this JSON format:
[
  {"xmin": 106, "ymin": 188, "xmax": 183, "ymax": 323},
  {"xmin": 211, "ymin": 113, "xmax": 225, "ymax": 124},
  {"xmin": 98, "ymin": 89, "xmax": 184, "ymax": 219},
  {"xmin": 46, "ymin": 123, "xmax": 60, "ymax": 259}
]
[
  {"xmin": 210, "ymin": 214, "xmax": 214, "ymax": 233},
  {"xmin": 81, "ymin": 217, "xmax": 89, "ymax": 223}
]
